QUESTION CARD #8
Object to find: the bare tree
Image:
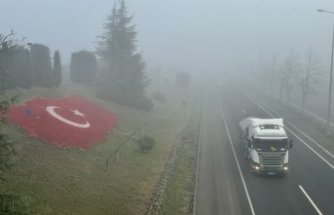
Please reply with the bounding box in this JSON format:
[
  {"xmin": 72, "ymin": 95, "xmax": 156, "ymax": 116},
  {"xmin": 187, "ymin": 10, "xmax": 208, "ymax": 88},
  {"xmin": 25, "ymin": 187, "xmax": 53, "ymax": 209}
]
[
  {"xmin": 267, "ymin": 54, "xmax": 280, "ymax": 94},
  {"xmin": 255, "ymin": 53, "xmax": 277, "ymax": 96},
  {"xmin": 279, "ymin": 51, "xmax": 300, "ymax": 105},
  {"xmin": 0, "ymin": 31, "xmax": 18, "ymax": 90},
  {"xmin": 299, "ymin": 50, "xmax": 322, "ymax": 111},
  {"xmin": 277, "ymin": 65, "xmax": 284, "ymax": 101},
  {"xmin": 256, "ymin": 53, "xmax": 270, "ymax": 92}
]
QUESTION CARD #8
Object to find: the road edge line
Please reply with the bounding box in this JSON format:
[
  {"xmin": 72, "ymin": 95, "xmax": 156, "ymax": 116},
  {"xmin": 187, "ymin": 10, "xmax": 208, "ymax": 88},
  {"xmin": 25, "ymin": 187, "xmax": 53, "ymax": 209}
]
[
  {"xmin": 219, "ymin": 106, "xmax": 256, "ymax": 215},
  {"xmin": 247, "ymin": 95, "xmax": 334, "ymax": 159},
  {"xmin": 287, "ymin": 128, "xmax": 334, "ymax": 169},
  {"xmin": 249, "ymin": 98, "xmax": 334, "ymax": 170},
  {"xmin": 285, "ymin": 120, "xmax": 334, "ymax": 159}
]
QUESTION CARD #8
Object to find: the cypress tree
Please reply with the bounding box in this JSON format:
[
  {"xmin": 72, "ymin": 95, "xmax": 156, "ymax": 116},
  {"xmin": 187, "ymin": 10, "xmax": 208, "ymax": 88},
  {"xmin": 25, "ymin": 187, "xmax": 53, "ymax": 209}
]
[
  {"xmin": 53, "ymin": 50, "xmax": 62, "ymax": 87},
  {"xmin": 13, "ymin": 47, "xmax": 32, "ymax": 89},
  {"xmin": 70, "ymin": 50, "xmax": 97, "ymax": 84},
  {"xmin": 30, "ymin": 43, "xmax": 53, "ymax": 87}
]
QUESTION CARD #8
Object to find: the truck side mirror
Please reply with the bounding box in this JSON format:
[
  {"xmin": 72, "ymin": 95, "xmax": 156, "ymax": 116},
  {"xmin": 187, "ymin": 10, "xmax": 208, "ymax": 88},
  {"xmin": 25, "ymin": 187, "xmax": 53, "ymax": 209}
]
[
  {"xmin": 247, "ymin": 139, "xmax": 252, "ymax": 149},
  {"xmin": 289, "ymin": 140, "xmax": 294, "ymax": 149}
]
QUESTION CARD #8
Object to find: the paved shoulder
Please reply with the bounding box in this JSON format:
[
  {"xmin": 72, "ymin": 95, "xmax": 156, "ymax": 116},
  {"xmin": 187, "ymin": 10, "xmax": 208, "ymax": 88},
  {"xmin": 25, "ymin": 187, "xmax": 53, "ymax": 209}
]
[{"xmin": 195, "ymin": 98, "xmax": 252, "ymax": 215}]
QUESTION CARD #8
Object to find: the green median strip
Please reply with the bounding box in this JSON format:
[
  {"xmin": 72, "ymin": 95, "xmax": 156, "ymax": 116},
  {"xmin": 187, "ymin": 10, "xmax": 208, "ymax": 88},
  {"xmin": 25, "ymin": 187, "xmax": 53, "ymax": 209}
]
[{"xmin": 160, "ymin": 101, "xmax": 201, "ymax": 215}]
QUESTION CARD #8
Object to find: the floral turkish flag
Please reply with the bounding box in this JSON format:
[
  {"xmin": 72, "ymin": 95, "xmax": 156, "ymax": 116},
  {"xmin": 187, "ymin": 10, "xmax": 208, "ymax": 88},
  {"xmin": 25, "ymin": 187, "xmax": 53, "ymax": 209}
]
[{"xmin": 9, "ymin": 96, "xmax": 117, "ymax": 149}]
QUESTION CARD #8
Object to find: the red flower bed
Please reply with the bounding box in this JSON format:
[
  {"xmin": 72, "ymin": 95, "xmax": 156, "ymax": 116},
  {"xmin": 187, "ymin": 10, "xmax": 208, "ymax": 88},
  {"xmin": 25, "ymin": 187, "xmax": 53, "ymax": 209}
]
[{"xmin": 9, "ymin": 96, "xmax": 117, "ymax": 149}]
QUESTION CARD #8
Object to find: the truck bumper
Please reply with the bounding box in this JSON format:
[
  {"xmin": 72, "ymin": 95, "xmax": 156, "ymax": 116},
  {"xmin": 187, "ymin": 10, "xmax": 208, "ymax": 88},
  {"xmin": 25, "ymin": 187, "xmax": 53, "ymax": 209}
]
[{"xmin": 251, "ymin": 163, "xmax": 289, "ymax": 175}]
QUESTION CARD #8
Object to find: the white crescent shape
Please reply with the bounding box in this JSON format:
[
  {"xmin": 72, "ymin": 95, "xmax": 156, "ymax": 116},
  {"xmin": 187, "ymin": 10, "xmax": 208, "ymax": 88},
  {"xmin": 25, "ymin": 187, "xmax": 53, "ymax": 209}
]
[{"xmin": 46, "ymin": 106, "xmax": 90, "ymax": 129}]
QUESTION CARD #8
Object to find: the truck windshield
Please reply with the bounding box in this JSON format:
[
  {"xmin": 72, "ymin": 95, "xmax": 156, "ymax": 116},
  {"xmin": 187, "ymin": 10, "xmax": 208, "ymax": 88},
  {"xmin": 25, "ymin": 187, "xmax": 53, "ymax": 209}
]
[{"xmin": 253, "ymin": 138, "xmax": 288, "ymax": 152}]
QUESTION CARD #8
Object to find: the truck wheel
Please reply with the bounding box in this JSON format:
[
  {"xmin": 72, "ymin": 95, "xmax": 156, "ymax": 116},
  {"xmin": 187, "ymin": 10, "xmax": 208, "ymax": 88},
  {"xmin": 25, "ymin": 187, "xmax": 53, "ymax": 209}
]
[
  {"xmin": 278, "ymin": 171, "xmax": 287, "ymax": 177},
  {"xmin": 243, "ymin": 146, "xmax": 248, "ymax": 158}
]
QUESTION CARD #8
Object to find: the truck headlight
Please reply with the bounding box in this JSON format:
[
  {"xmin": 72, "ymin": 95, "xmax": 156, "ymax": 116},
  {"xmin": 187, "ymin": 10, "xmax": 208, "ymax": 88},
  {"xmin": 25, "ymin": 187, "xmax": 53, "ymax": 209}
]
[
  {"xmin": 283, "ymin": 165, "xmax": 288, "ymax": 171},
  {"xmin": 251, "ymin": 162, "xmax": 260, "ymax": 171}
]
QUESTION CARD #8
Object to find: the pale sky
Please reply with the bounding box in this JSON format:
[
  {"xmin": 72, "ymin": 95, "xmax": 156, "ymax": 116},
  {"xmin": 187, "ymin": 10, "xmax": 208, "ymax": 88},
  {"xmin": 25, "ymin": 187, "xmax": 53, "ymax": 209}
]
[{"xmin": 1, "ymin": 0, "xmax": 334, "ymax": 75}]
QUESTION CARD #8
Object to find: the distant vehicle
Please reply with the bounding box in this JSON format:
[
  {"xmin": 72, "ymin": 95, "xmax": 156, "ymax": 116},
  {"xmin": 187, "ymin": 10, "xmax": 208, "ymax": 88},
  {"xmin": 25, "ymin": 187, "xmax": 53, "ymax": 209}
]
[{"xmin": 239, "ymin": 118, "xmax": 293, "ymax": 176}]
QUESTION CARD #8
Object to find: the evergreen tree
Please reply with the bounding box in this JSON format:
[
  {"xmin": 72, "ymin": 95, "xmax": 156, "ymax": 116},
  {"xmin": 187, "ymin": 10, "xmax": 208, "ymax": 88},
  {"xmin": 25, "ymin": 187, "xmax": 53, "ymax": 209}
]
[
  {"xmin": 30, "ymin": 43, "xmax": 53, "ymax": 87},
  {"xmin": 53, "ymin": 50, "xmax": 62, "ymax": 87},
  {"xmin": 97, "ymin": 0, "xmax": 152, "ymax": 110},
  {"xmin": 70, "ymin": 50, "xmax": 97, "ymax": 84},
  {"xmin": 13, "ymin": 47, "xmax": 32, "ymax": 89},
  {"xmin": 175, "ymin": 72, "xmax": 191, "ymax": 88}
]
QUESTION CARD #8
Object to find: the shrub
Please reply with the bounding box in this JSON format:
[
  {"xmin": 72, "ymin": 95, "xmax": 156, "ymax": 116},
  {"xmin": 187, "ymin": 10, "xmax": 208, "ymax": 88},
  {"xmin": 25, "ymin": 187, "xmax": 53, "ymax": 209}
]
[
  {"xmin": 152, "ymin": 91, "xmax": 167, "ymax": 104},
  {"xmin": 97, "ymin": 80, "xmax": 154, "ymax": 111},
  {"xmin": 0, "ymin": 94, "xmax": 17, "ymax": 182},
  {"xmin": 135, "ymin": 97, "xmax": 154, "ymax": 111},
  {"xmin": 175, "ymin": 72, "xmax": 190, "ymax": 88},
  {"xmin": 137, "ymin": 135, "xmax": 155, "ymax": 152}
]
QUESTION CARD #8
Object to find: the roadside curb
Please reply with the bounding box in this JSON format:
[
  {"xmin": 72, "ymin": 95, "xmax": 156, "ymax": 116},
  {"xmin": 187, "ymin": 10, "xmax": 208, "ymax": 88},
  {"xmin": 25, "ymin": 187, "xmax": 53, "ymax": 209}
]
[
  {"xmin": 191, "ymin": 103, "xmax": 203, "ymax": 215},
  {"xmin": 145, "ymin": 122, "xmax": 186, "ymax": 215}
]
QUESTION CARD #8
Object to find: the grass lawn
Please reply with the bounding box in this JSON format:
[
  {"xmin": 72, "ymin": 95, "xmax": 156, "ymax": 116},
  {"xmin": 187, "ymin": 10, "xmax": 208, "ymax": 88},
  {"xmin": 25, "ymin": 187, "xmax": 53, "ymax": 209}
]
[
  {"xmin": 0, "ymin": 83, "xmax": 191, "ymax": 214},
  {"xmin": 160, "ymin": 98, "xmax": 202, "ymax": 215}
]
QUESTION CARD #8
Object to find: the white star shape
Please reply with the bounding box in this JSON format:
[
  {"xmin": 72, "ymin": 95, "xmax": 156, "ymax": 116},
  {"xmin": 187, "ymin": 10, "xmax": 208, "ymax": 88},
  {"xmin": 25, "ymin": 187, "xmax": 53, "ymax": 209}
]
[{"xmin": 71, "ymin": 109, "xmax": 85, "ymax": 118}]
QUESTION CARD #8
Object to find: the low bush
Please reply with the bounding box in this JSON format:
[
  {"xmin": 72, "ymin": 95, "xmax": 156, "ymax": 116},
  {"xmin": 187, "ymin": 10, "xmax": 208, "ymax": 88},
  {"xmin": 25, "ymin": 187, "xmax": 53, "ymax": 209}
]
[
  {"xmin": 137, "ymin": 135, "xmax": 155, "ymax": 152},
  {"xmin": 152, "ymin": 91, "xmax": 167, "ymax": 104},
  {"xmin": 97, "ymin": 81, "xmax": 154, "ymax": 111}
]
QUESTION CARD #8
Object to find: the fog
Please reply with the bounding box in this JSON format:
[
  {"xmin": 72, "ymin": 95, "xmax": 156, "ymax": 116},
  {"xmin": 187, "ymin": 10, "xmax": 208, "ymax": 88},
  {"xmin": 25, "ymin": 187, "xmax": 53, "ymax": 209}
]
[
  {"xmin": 2, "ymin": 1, "xmax": 334, "ymax": 214},
  {"xmin": 1, "ymin": 0, "xmax": 333, "ymax": 77}
]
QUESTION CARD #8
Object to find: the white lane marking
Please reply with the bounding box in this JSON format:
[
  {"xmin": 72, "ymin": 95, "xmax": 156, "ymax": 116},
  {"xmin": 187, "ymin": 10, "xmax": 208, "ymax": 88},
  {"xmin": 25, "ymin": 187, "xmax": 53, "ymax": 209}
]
[
  {"xmin": 287, "ymin": 128, "xmax": 334, "ymax": 169},
  {"xmin": 285, "ymin": 120, "xmax": 334, "ymax": 159},
  {"xmin": 246, "ymin": 95, "xmax": 334, "ymax": 159},
  {"xmin": 241, "ymin": 109, "xmax": 247, "ymax": 115},
  {"xmin": 219, "ymin": 107, "xmax": 256, "ymax": 215},
  {"xmin": 299, "ymin": 185, "xmax": 324, "ymax": 215},
  {"xmin": 250, "ymin": 99, "xmax": 334, "ymax": 169}
]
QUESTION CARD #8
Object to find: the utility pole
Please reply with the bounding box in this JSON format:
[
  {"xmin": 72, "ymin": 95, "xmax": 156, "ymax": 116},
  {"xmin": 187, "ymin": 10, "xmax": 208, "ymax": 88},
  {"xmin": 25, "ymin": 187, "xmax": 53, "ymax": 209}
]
[{"xmin": 317, "ymin": 9, "xmax": 334, "ymax": 133}]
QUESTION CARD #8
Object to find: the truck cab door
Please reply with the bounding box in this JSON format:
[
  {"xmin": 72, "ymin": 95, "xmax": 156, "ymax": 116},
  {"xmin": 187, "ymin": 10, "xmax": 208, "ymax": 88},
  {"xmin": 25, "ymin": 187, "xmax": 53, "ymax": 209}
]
[{"xmin": 243, "ymin": 139, "xmax": 252, "ymax": 158}]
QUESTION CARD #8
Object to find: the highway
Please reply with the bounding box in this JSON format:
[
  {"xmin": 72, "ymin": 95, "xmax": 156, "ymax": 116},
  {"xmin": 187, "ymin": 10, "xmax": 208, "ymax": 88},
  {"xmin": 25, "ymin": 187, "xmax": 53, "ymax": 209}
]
[{"xmin": 194, "ymin": 85, "xmax": 334, "ymax": 215}]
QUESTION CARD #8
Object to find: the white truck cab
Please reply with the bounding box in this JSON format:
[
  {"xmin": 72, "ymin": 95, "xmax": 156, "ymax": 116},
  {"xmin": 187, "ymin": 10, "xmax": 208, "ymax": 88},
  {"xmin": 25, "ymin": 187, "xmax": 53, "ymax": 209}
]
[{"xmin": 239, "ymin": 118, "xmax": 293, "ymax": 175}]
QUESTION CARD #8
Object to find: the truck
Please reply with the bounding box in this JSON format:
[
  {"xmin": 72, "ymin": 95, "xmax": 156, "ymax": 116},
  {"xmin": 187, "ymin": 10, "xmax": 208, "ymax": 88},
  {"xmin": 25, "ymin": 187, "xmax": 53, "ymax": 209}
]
[{"xmin": 239, "ymin": 117, "xmax": 293, "ymax": 175}]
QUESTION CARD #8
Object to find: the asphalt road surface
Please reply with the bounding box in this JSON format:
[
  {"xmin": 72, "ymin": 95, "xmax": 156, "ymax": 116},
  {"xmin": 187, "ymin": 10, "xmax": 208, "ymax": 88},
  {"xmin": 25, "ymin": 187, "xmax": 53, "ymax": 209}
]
[{"xmin": 194, "ymin": 85, "xmax": 334, "ymax": 215}]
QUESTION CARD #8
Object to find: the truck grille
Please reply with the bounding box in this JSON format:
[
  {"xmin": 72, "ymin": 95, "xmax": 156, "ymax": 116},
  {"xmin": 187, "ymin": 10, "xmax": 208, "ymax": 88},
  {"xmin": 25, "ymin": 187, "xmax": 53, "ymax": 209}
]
[
  {"xmin": 262, "ymin": 166, "xmax": 282, "ymax": 172},
  {"xmin": 259, "ymin": 152, "xmax": 285, "ymax": 166}
]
